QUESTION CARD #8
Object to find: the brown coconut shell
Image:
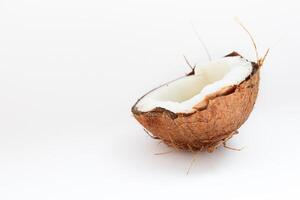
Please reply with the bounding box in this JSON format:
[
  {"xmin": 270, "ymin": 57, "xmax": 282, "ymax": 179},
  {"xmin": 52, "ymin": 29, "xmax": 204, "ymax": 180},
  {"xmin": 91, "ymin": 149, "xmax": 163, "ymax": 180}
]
[{"xmin": 132, "ymin": 52, "xmax": 260, "ymax": 152}]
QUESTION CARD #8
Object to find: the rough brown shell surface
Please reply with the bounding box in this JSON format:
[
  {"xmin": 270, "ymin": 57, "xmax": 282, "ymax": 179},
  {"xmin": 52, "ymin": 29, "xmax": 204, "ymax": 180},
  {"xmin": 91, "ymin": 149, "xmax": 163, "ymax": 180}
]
[{"xmin": 132, "ymin": 61, "xmax": 260, "ymax": 152}]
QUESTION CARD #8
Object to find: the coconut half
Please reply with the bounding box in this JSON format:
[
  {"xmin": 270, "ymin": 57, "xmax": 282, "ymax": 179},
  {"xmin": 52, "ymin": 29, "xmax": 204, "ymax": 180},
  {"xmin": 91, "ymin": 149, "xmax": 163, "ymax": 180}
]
[{"xmin": 132, "ymin": 52, "xmax": 261, "ymax": 152}]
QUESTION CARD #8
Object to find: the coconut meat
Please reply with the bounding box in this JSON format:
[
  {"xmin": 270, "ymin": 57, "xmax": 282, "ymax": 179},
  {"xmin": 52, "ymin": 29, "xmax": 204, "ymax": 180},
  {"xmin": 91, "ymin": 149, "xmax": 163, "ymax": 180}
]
[{"xmin": 136, "ymin": 56, "xmax": 253, "ymax": 113}]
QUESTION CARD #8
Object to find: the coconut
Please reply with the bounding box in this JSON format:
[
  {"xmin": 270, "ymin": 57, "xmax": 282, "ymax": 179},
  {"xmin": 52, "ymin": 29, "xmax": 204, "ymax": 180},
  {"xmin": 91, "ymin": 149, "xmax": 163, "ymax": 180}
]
[{"xmin": 131, "ymin": 22, "xmax": 269, "ymax": 152}]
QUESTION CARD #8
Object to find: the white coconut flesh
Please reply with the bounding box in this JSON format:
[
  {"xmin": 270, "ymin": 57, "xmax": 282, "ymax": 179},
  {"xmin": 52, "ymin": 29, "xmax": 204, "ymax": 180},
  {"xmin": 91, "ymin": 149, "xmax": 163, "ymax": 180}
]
[{"xmin": 136, "ymin": 56, "xmax": 253, "ymax": 113}]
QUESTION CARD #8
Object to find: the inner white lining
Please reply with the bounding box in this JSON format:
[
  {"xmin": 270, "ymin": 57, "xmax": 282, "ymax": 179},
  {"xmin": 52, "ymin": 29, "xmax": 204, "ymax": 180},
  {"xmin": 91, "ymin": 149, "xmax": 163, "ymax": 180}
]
[{"xmin": 136, "ymin": 56, "xmax": 253, "ymax": 113}]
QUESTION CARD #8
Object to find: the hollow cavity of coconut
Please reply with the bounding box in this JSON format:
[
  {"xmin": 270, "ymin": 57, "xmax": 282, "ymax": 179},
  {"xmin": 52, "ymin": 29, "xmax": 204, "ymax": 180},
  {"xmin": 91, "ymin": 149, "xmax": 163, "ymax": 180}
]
[{"xmin": 132, "ymin": 52, "xmax": 260, "ymax": 152}]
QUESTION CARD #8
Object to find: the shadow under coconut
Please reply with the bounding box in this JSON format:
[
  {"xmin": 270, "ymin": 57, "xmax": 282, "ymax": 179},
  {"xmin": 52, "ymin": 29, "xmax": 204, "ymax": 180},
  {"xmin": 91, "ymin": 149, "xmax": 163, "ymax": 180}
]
[
  {"xmin": 152, "ymin": 141, "xmax": 240, "ymax": 175},
  {"xmin": 118, "ymin": 130, "xmax": 241, "ymax": 175}
]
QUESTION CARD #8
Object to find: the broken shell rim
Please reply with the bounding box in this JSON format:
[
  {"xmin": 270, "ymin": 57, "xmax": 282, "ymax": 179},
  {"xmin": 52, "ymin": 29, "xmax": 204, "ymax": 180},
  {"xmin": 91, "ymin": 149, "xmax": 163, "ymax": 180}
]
[{"xmin": 132, "ymin": 52, "xmax": 259, "ymax": 118}]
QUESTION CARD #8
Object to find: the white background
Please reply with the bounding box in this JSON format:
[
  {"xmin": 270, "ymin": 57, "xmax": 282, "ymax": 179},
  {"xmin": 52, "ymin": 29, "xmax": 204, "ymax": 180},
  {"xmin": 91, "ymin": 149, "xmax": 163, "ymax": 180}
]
[{"xmin": 0, "ymin": 0, "xmax": 299, "ymax": 199}]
